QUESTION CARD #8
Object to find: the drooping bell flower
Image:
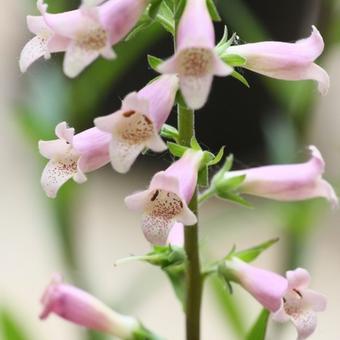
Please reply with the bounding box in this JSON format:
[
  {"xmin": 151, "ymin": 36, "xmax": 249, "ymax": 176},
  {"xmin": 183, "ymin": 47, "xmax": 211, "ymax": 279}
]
[
  {"xmin": 272, "ymin": 268, "xmax": 327, "ymax": 340},
  {"xmin": 125, "ymin": 149, "xmax": 203, "ymax": 245},
  {"xmin": 220, "ymin": 146, "xmax": 338, "ymax": 206},
  {"xmin": 40, "ymin": 273, "xmax": 140, "ymax": 338},
  {"xmin": 20, "ymin": 0, "xmax": 148, "ymax": 77},
  {"xmin": 225, "ymin": 26, "xmax": 329, "ymax": 95},
  {"xmin": 221, "ymin": 257, "xmax": 288, "ymax": 312},
  {"xmin": 39, "ymin": 122, "xmax": 111, "ymax": 198},
  {"xmin": 95, "ymin": 75, "xmax": 179, "ymax": 173},
  {"xmin": 157, "ymin": 0, "xmax": 232, "ymax": 109}
]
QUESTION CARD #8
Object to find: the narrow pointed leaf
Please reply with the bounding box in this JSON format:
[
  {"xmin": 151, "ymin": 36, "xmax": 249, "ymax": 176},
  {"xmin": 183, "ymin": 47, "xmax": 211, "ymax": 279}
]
[
  {"xmin": 233, "ymin": 238, "xmax": 280, "ymax": 263},
  {"xmin": 245, "ymin": 309, "xmax": 270, "ymax": 340}
]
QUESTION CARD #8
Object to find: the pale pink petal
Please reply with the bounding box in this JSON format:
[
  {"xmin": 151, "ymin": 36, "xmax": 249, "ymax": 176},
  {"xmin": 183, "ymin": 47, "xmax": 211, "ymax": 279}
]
[
  {"xmin": 141, "ymin": 214, "xmax": 175, "ymax": 245},
  {"xmin": 176, "ymin": 0, "xmax": 215, "ymax": 50},
  {"xmin": 125, "ymin": 190, "xmax": 151, "ymax": 212},
  {"xmin": 63, "ymin": 42, "xmax": 100, "ymax": 78},
  {"xmin": 94, "ymin": 111, "xmax": 123, "ymax": 133},
  {"xmin": 74, "ymin": 162, "xmax": 88, "ymax": 183},
  {"xmin": 37, "ymin": 0, "xmax": 85, "ymax": 39},
  {"xmin": 149, "ymin": 172, "xmax": 181, "ymax": 197},
  {"xmin": 27, "ymin": 16, "xmax": 70, "ymax": 53},
  {"xmin": 213, "ymin": 54, "xmax": 233, "ymax": 76},
  {"xmin": 100, "ymin": 45, "xmax": 116, "ymax": 59},
  {"xmin": 108, "ymin": 137, "xmax": 145, "ymax": 173},
  {"xmin": 287, "ymin": 268, "xmax": 311, "ymax": 290},
  {"xmin": 291, "ymin": 310, "xmax": 317, "ymax": 340},
  {"xmin": 180, "ymin": 74, "xmax": 214, "ymax": 110},
  {"xmin": 72, "ymin": 127, "xmax": 111, "ymax": 154},
  {"xmin": 138, "ymin": 75, "xmax": 179, "ymax": 130},
  {"xmin": 55, "ymin": 122, "xmax": 75, "ymax": 144},
  {"xmin": 121, "ymin": 92, "xmax": 149, "ymax": 116},
  {"xmin": 227, "ymin": 26, "xmax": 328, "ymax": 94},
  {"xmin": 272, "ymin": 304, "xmax": 291, "ymax": 323},
  {"xmin": 41, "ymin": 158, "xmax": 78, "ymax": 198},
  {"xmin": 19, "ymin": 36, "xmax": 51, "ymax": 72},
  {"xmin": 164, "ymin": 150, "xmax": 203, "ymax": 203},
  {"xmin": 39, "ymin": 140, "xmax": 70, "ymax": 159},
  {"xmin": 224, "ymin": 145, "xmax": 337, "ymax": 204},
  {"xmin": 227, "ymin": 258, "xmax": 288, "ymax": 312},
  {"xmin": 40, "ymin": 274, "xmax": 139, "ymax": 337},
  {"xmin": 27, "ymin": 15, "xmax": 51, "ymax": 35},
  {"xmin": 146, "ymin": 134, "xmax": 167, "ymax": 152},
  {"xmin": 167, "ymin": 222, "xmax": 184, "ymax": 247},
  {"xmin": 99, "ymin": 0, "xmax": 148, "ymax": 45},
  {"xmin": 157, "ymin": 55, "xmax": 178, "ymax": 74},
  {"xmin": 178, "ymin": 205, "xmax": 197, "ymax": 226},
  {"xmin": 303, "ymin": 289, "xmax": 327, "ymax": 312}
]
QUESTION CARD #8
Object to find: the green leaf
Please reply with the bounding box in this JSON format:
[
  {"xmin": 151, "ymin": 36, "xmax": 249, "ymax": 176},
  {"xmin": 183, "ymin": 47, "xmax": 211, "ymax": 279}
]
[
  {"xmin": 245, "ymin": 309, "xmax": 270, "ymax": 340},
  {"xmin": 216, "ymin": 190, "xmax": 252, "ymax": 208},
  {"xmin": 206, "ymin": 0, "xmax": 221, "ymax": 21},
  {"xmin": 216, "ymin": 175, "xmax": 246, "ymax": 192},
  {"xmin": 164, "ymin": 265, "xmax": 186, "ymax": 308},
  {"xmin": 160, "ymin": 124, "xmax": 179, "ymax": 141},
  {"xmin": 149, "ymin": 0, "xmax": 163, "ymax": 19},
  {"xmin": 222, "ymin": 54, "xmax": 246, "ymax": 67},
  {"xmin": 190, "ymin": 136, "xmax": 202, "ymax": 151},
  {"xmin": 222, "ymin": 154, "xmax": 234, "ymax": 172},
  {"xmin": 0, "ymin": 307, "xmax": 30, "ymax": 340},
  {"xmin": 210, "ymin": 276, "xmax": 246, "ymax": 339},
  {"xmin": 216, "ymin": 32, "xmax": 237, "ymax": 55},
  {"xmin": 216, "ymin": 26, "xmax": 229, "ymax": 49},
  {"xmin": 167, "ymin": 142, "xmax": 188, "ymax": 157},
  {"xmin": 156, "ymin": 1, "xmax": 175, "ymax": 35},
  {"xmin": 174, "ymin": 0, "xmax": 186, "ymax": 24},
  {"xmin": 207, "ymin": 146, "xmax": 225, "ymax": 166},
  {"xmin": 231, "ymin": 70, "xmax": 250, "ymax": 87},
  {"xmin": 147, "ymin": 54, "xmax": 164, "ymax": 71},
  {"xmin": 232, "ymin": 238, "xmax": 279, "ymax": 263}
]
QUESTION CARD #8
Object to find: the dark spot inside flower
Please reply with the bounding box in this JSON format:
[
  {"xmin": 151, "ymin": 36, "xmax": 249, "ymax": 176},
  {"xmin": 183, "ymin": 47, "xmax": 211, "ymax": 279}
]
[
  {"xmin": 123, "ymin": 110, "xmax": 136, "ymax": 118},
  {"xmin": 151, "ymin": 190, "xmax": 159, "ymax": 201},
  {"xmin": 293, "ymin": 289, "xmax": 303, "ymax": 298},
  {"xmin": 283, "ymin": 297, "xmax": 287, "ymax": 303},
  {"xmin": 144, "ymin": 116, "xmax": 152, "ymax": 124}
]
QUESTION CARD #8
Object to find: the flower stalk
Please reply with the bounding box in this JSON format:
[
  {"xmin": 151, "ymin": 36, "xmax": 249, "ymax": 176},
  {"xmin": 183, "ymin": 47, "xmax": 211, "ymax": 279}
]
[{"xmin": 177, "ymin": 104, "xmax": 202, "ymax": 340}]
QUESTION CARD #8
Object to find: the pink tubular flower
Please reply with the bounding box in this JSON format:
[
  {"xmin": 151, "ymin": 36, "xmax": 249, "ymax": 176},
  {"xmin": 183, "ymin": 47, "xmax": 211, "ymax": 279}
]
[
  {"xmin": 95, "ymin": 75, "xmax": 179, "ymax": 173},
  {"xmin": 125, "ymin": 149, "xmax": 203, "ymax": 245},
  {"xmin": 20, "ymin": 0, "xmax": 148, "ymax": 77},
  {"xmin": 222, "ymin": 146, "xmax": 338, "ymax": 206},
  {"xmin": 157, "ymin": 0, "xmax": 232, "ymax": 109},
  {"xmin": 40, "ymin": 274, "xmax": 139, "ymax": 338},
  {"xmin": 224, "ymin": 257, "xmax": 288, "ymax": 312},
  {"xmin": 272, "ymin": 268, "xmax": 327, "ymax": 340},
  {"xmin": 39, "ymin": 122, "xmax": 111, "ymax": 198},
  {"xmin": 226, "ymin": 26, "xmax": 329, "ymax": 95}
]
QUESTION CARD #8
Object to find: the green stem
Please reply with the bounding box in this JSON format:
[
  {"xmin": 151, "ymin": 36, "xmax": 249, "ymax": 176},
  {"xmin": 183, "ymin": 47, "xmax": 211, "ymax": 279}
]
[
  {"xmin": 197, "ymin": 187, "xmax": 216, "ymax": 205},
  {"xmin": 178, "ymin": 105, "xmax": 202, "ymax": 340}
]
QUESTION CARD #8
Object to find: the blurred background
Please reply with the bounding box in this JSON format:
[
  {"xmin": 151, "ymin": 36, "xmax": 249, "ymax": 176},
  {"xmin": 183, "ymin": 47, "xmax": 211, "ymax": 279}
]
[{"xmin": 1, "ymin": 0, "xmax": 340, "ymax": 339}]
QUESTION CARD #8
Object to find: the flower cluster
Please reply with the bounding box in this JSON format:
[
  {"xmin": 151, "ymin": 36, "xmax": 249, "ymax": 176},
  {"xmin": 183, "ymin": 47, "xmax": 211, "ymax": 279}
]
[{"xmin": 20, "ymin": 0, "xmax": 337, "ymax": 339}]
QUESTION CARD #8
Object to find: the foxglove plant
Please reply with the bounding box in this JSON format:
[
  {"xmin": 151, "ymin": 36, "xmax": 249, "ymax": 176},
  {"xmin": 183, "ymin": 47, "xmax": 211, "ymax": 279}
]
[{"xmin": 21, "ymin": 0, "xmax": 337, "ymax": 339}]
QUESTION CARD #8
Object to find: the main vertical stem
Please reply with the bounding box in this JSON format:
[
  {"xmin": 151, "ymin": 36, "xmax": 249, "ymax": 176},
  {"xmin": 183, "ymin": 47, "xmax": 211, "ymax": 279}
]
[{"xmin": 178, "ymin": 105, "xmax": 202, "ymax": 340}]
